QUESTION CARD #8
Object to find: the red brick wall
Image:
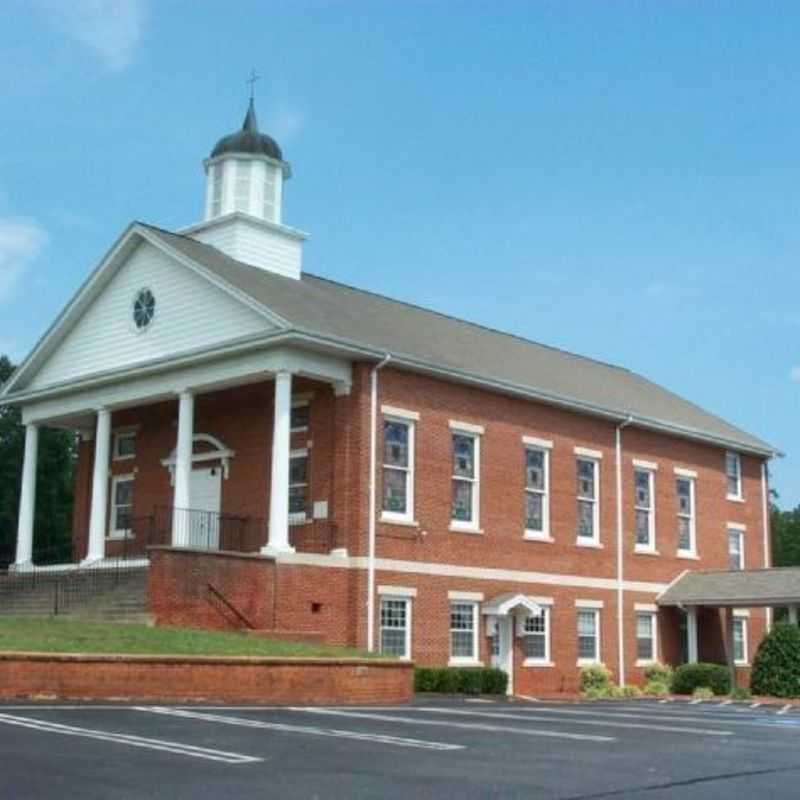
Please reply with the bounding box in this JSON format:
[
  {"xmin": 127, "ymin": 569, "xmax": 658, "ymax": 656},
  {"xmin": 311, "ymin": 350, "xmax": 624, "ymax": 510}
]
[{"xmin": 0, "ymin": 652, "xmax": 413, "ymax": 704}]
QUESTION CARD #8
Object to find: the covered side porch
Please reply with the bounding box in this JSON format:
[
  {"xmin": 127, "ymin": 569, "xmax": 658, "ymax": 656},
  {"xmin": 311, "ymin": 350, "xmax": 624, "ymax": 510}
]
[
  {"xmin": 658, "ymin": 567, "xmax": 800, "ymax": 687},
  {"xmin": 10, "ymin": 344, "xmax": 354, "ymax": 570}
]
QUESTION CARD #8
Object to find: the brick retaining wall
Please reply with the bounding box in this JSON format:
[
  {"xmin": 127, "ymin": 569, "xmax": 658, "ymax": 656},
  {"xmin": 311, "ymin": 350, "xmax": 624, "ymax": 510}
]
[{"xmin": 0, "ymin": 652, "xmax": 413, "ymax": 704}]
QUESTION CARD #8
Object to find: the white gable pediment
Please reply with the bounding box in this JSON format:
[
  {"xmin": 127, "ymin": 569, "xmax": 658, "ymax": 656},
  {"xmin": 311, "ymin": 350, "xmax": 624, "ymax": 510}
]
[{"xmin": 23, "ymin": 230, "xmax": 280, "ymax": 393}]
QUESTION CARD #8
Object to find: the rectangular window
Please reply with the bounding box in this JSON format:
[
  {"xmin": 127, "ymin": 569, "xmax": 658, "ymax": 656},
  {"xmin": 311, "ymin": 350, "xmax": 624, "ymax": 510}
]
[
  {"xmin": 525, "ymin": 447, "xmax": 549, "ymax": 538},
  {"xmin": 450, "ymin": 602, "xmax": 478, "ymax": 662},
  {"xmin": 451, "ymin": 432, "xmax": 479, "ymax": 529},
  {"xmin": 288, "ymin": 451, "xmax": 308, "ymax": 521},
  {"xmin": 110, "ymin": 475, "xmax": 134, "ymax": 537},
  {"xmin": 113, "ymin": 430, "xmax": 136, "ymax": 460},
  {"xmin": 523, "ymin": 608, "xmax": 551, "ymax": 663},
  {"xmin": 211, "ymin": 162, "xmax": 223, "ymax": 216},
  {"xmin": 676, "ymin": 477, "xmax": 696, "ymax": 555},
  {"xmin": 290, "ymin": 402, "xmax": 310, "ymax": 433},
  {"xmin": 634, "ymin": 468, "xmax": 655, "ymax": 551},
  {"xmin": 726, "ymin": 452, "xmax": 742, "ymax": 499},
  {"xmin": 636, "ymin": 612, "xmax": 657, "ymax": 662},
  {"xmin": 234, "ymin": 158, "xmax": 250, "ymax": 211},
  {"xmin": 733, "ymin": 616, "xmax": 748, "ymax": 664},
  {"xmin": 382, "ymin": 418, "xmax": 414, "ymax": 521},
  {"xmin": 576, "ymin": 458, "xmax": 599, "ymax": 544},
  {"xmin": 577, "ymin": 608, "xmax": 600, "ymax": 663},
  {"xmin": 380, "ymin": 598, "xmax": 411, "ymax": 659},
  {"xmin": 728, "ymin": 529, "xmax": 744, "ymax": 571}
]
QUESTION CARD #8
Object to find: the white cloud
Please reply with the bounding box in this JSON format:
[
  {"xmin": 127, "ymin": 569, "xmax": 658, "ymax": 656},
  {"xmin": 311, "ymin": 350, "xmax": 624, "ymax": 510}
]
[
  {"xmin": 36, "ymin": 0, "xmax": 147, "ymax": 71},
  {"xmin": 0, "ymin": 218, "xmax": 48, "ymax": 304},
  {"xmin": 789, "ymin": 366, "xmax": 800, "ymax": 384}
]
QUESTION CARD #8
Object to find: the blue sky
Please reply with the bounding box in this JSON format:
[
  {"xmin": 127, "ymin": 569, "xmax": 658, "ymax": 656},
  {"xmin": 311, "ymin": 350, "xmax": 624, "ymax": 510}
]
[{"xmin": 1, "ymin": 2, "xmax": 798, "ymax": 504}]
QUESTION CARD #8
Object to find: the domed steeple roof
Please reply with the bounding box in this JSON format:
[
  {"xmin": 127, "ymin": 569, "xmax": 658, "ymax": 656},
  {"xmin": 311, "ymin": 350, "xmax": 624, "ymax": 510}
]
[{"xmin": 210, "ymin": 99, "xmax": 283, "ymax": 161}]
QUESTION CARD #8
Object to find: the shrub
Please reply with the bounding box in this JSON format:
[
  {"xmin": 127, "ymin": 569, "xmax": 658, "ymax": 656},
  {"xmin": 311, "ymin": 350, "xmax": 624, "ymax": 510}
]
[
  {"xmin": 692, "ymin": 687, "xmax": 714, "ymax": 700},
  {"xmin": 621, "ymin": 684, "xmax": 643, "ymax": 698},
  {"xmin": 413, "ymin": 667, "xmax": 508, "ymax": 695},
  {"xmin": 643, "ymin": 680, "xmax": 670, "ymax": 697},
  {"xmin": 671, "ymin": 663, "xmax": 731, "ymax": 696},
  {"xmin": 751, "ymin": 623, "xmax": 800, "ymax": 699},
  {"xmin": 730, "ymin": 686, "xmax": 752, "ymax": 701},
  {"xmin": 644, "ymin": 662, "xmax": 673, "ymax": 686},
  {"xmin": 580, "ymin": 663, "xmax": 613, "ymax": 694}
]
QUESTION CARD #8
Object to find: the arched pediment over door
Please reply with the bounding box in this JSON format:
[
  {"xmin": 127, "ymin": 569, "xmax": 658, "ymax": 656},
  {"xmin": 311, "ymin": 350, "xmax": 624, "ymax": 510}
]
[{"xmin": 161, "ymin": 433, "xmax": 236, "ymax": 485}]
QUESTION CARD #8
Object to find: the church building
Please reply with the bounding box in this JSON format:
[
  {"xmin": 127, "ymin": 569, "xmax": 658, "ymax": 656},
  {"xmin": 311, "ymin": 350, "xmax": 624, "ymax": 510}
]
[{"xmin": 0, "ymin": 101, "xmax": 783, "ymax": 694}]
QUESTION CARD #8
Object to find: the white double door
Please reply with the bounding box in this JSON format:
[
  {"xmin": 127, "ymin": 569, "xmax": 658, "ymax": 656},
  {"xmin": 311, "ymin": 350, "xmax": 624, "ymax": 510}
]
[{"xmin": 188, "ymin": 467, "xmax": 222, "ymax": 549}]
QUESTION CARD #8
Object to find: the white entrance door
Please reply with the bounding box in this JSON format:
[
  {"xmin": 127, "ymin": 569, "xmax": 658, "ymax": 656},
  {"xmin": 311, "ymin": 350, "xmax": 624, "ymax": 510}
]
[
  {"xmin": 188, "ymin": 467, "xmax": 222, "ymax": 549},
  {"xmin": 490, "ymin": 616, "xmax": 514, "ymax": 695}
]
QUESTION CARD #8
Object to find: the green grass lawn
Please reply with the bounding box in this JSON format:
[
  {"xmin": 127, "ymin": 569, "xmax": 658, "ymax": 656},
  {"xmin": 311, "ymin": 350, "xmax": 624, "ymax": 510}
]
[{"xmin": 0, "ymin": 617, "xmax": 375, "ymax": 659}]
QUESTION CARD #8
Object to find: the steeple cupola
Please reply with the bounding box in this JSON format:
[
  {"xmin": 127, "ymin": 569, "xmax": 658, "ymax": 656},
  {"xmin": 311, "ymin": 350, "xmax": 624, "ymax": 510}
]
[{"xmin": 183, "ymin": 97, "xmax": 306, "ymax": 281}]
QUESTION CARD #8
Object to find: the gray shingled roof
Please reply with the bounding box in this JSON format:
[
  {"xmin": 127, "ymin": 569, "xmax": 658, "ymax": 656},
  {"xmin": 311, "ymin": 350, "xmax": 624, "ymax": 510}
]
[
  {"xmin": 658, "ymin": 568, "xmax": 800, "ymax": 607},
  {"xmin": 143, "ymin": 224, "xmax": 777, "ymax": 456}
]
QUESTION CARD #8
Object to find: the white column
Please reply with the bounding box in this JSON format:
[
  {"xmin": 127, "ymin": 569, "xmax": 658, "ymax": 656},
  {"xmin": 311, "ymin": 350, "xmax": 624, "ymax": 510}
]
[
  {"xmin": 789, "ymin": 606, "xmax": 798, "ymax": 625},
  {"xmin": 686, "ymin": 607, "xmax": 699, "ymax": 664},
  {"xmin": 725, "ymin": 608, "xmax": 737, "ymax": 690},
  {"xmin": 262, "ymin": 370, "xmax": 294, "ymax": 555},
  {"xmin": 13, "ymin": 424, "xmax": 39, "ymax": 567},
  {"xmin": 172, "ymin": 390, "xmax": 194, "ymax": 547},
  {"xmin": 84, "ymin": 409, "xmax": 111, "ymax": 564}
]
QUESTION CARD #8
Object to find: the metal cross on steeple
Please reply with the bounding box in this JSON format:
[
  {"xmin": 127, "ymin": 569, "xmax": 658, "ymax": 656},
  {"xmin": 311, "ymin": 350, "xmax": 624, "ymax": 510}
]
[{"xmin": 246, "ymin": 68, "xmax": 261, "ymax": 101}]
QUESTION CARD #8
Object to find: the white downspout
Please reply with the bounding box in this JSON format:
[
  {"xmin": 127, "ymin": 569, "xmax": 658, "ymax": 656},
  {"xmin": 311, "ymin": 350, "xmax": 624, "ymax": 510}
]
[
  {"xmin": 615, "ymin": 415, "xmax": 633, "ymax": 687},
  {"xmin": 762, "ymin": 459, "xmax": 773, "ymax": 631},
  {"xmin": 367, "ymin": 354, "xmax": 392, "ymax": 652}
]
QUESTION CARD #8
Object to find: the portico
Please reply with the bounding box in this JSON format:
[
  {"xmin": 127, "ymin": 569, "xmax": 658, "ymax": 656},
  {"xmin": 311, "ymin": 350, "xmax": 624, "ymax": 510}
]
[{"xmin": 12, "ymin": 344, "xmax": 352, "ymax": 568}]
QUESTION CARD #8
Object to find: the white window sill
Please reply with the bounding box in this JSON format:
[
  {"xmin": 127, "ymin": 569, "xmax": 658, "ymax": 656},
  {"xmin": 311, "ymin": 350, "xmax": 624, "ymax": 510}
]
[
  {"xmin": 524, "ymin": 532, "xmax": 554, "ymax": 543},
  {"xmin": 677, "ymin": 551, "xmax": 700, "ymax": 560},
  {"xmin": 576, "ymin": 540, "xmax": 603, "ymax": 549},
  {"xmin": 380, "ymin": 515, "xmax": 419, "ymax": 528},
  {"xmin": 634, "ymin": 547, "xmax": 660, "ymax": 557},
  {"xmin": 448, "ymin": 659, "xmax": 484, "ymax": 668},
  {"xmin": 290, "ymin": 427, "xmax": 309, "ymax": 435},
  {"xmin": 577, "ymin": 658, "xmax": 601, "ymax": 667},
  {"xmin": 112, "ymin": 455, "xmax": 135, "ymax": 462},
  {"xmin": 449, "ymin": 524, "xmax": 483, "ymax": 535},
  {"xmin": 726, "ymin": 495, "xmax": 745, "ymax": 504},
  {"xmin": 734, "ymin": 661, "xmax": 750, "ymax": 667},
  {"xmin": 106, "ymin": 533, "xmax": 134, "ymax": 541},
  {"xmin": 289, "ymin": 515, "xmax": 310, "ymax": 526},
  {"xmin": 523, "ymin": 659, "xmax": 555, "ymax": 668},
  {"xmin": 635, "ymin": 659, "xmax": 657, "ymax": 667}
]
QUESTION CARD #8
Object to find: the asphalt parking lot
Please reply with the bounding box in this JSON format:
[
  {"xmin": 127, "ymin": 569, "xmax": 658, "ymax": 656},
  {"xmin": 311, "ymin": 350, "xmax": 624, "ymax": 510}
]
[{"xmin": 2, "ymin": 697, "xmax": 800, "ymax": 799}]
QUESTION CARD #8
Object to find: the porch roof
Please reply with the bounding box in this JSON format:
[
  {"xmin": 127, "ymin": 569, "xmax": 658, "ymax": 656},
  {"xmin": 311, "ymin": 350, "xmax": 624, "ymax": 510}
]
[
  {"xmin": 658, "ymin": 568, "xmax": 800, "ymax": 608},
  {"xmin": 482, "ymin": 593, "xmax": 545, "ymax": 616}
]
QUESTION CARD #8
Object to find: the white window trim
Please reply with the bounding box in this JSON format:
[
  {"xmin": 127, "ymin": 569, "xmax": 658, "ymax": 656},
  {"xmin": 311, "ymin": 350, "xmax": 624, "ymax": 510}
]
[
  {"xmin": 450, "ymin": 429, "xmax": 481, "ymax": 533},
  {"xmin": 449, "ymin": 601, "xmax": 481, "ymax": 666},
  {"xmin": 574, "ymin": 446, "xmax": 603, "ymax": 460},
  {"xmin": 635, "ymin": 610, "xmax": 658, "ymax": 666},
  {"xmin": 522, "ymin": 435, "xmax": 553, "ymax": 450},
  {"xmin": 289, "ymin": 448, "xmax": 308, "ymax": 525},
  {"xmin": 108, "ymin": 473, "xmax": 135, "ymax": 539},
  {"xmin": 728, "ymin": 528, "xmax": 745, "ymax": 571},
  {"xmin": 381, "ymin": 416, "xmax": 415, "ymax": 524},
  {"xmin": 576, "ymin": 607, "xmax": 601, "ymax": 666},
  {"xmin": 380, "ymin": 405, "xmax": 419, "ymax": 421},
  {"xmin": 633, "ymin": 458, "xmax": 659, "ymax": 471},
  {"xmin": 677, "ymin": 476, "xmax": 697, "ymax": 557},
  {"xmin": 524, "ymin": 445, "xmax": 550, "ymax": 540},
  {"xmin": 379, "ymin": 596, "xmax": 412, "ymax": 660},
  {"xmin": 576, "ymin": 457, "xmax": 601, "ymax": 546},
  {"xmin": 378, "ymin": 585, "xmax": 417, "ymax": 598},
  {"xmin": 733, "ymin": 614, "xmax": 749, "ymax": 665},
  {"xmin": 726, "ymin": 451, "xmax": 743, "ymax": 501},
  {"xmin": 522, "ymin": 607, "xmax": 552, "ymax": 666},
  {"xmin": 448, "ymin": 419, "xmax": 485, "ymax": 435},
  {"xmin": 112, "ymin": 428, "xmax": 138, "ymax": 461},
  {"xmin": 634, "ymin": 467, "xmax": 657, "ymax": 553},
  {"xmin": 448, "ymin": 590, "xmax": 484, "ymax": 601},
  {"xmin": 674, "ymin": 467, "xmax": 698, "ymax": 478},
  {"xmin": 575, "ymin": 599, "xmax": 604, "ymax": 609}
]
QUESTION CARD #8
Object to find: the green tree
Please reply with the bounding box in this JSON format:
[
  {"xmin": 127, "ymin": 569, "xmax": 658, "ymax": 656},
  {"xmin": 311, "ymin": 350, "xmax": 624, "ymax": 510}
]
[
  {"xmin": 0, "ymin": 357, "xmax": 76, "ymax": 564},
  {"xmin": 771, "ymin": 502, "xmax": 800, "ymax": 568}
]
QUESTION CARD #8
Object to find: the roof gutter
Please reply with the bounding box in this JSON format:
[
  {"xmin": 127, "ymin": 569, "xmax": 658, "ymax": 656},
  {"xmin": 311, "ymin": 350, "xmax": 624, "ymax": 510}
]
[{"xmin": 367, "ymin": 353, "xmax": 392, "ymax": 653}]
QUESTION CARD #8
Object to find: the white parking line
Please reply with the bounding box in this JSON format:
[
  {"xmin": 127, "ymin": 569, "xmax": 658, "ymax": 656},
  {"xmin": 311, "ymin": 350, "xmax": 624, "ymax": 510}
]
[
  {"xmin": 135, "ymin": 706, "xmax": 464, "ymax": 751},
  {"xmin": 0, "ymin": 713, "xmax": 260, "ymax": 764},
  {"xmin": 750, "ymin": 703, "xmax": 762, "ymax": 709},
  {"xmin": 778, "ymin": 705, "xmax": 792, "ymax": 715},
  {"xmin": 291, "ymin": 707, "xmax": 616, "ymax": 743},
  {"xmin": 409, "ymin": 707, "xmax": 733, "ymax": 737}
]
